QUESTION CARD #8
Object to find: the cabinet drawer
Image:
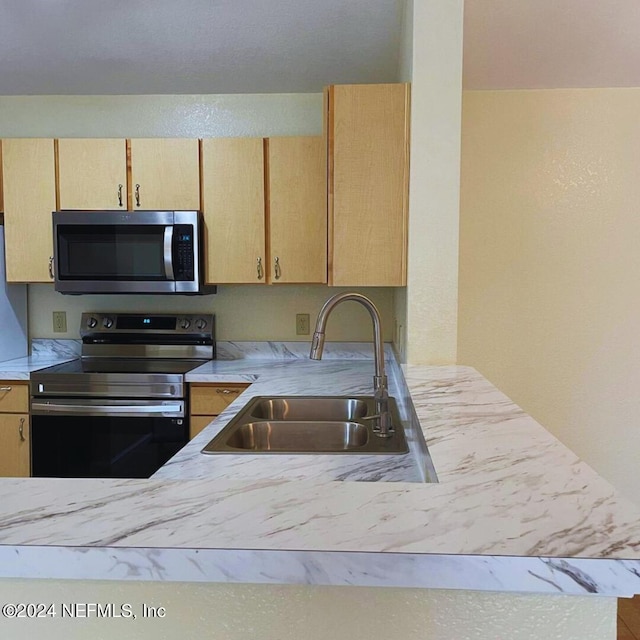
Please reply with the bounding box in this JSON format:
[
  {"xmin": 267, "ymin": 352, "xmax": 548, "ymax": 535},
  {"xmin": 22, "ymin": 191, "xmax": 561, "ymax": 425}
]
[
  {"xmin": 0, "ymin": 383, "xmax": 29, "ymax": 413},
  {"xmin": 190, "ymin": 384, "xmax": 248, "ymax": 416}
]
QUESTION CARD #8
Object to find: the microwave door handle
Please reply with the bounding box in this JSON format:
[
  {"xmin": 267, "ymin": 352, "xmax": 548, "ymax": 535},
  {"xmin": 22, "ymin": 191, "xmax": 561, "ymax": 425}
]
[{"xmin": 164, "ymin": 225, "xmax": 175, "ymax": 280}]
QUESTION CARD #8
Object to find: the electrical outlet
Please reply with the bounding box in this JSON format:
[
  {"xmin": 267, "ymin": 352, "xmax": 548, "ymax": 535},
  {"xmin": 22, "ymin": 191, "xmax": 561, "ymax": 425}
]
[
  {"xmin": 296, "ymin": 313, "xmax": 310, "ymax": 336},
  {"xmin": 52, "ymin": 311, "xmax": 67, "ymax": 333}
]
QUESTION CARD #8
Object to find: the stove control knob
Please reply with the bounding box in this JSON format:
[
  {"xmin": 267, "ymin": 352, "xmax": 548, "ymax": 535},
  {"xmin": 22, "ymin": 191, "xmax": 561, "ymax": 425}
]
[
  {"xmin": 195, "ymin": 318, "xmax": 207, "ymax": 331},
  {"xmin": 103, "ymin": 317, "xmax": 114, "ymax": 329},
  {"xmin": 87, "ymin": 316, "xmax": 98, "ymax": 329},
  {"xmin": 180, "ymin": 318, "xmax": 191, "ymax": 330}
]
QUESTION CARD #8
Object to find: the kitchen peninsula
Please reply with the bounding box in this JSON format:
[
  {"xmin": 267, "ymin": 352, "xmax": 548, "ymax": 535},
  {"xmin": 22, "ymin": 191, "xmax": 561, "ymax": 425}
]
[{"xmin": 1, "ymin": 341, "xmax": 640, "ymax": 600}]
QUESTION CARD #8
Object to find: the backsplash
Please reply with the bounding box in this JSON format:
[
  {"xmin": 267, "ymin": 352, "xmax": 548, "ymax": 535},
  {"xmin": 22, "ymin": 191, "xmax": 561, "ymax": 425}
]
[
  {"xmin": 31, "ymin": 339, "xmax": 81, "ymax": 358},
  {"xmin": 28, "ymin": 284, "xmax": 396, "ymax": 343},
  {"xmin": 215, "ymin": 342, "xmax": 393, "ymax": 361},
  {"xmin": 31, "ymin": 339, "xmax": 391, "ymax": 361}
]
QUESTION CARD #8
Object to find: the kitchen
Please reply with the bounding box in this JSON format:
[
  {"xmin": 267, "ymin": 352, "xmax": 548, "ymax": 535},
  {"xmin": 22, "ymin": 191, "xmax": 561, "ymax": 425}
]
[{"xmin": 2, "ymin": 1, "xmax": 640, "ymax": 639}]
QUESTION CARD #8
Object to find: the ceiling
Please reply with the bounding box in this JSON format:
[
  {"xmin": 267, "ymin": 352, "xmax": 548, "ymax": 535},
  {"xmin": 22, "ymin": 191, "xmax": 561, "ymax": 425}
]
[
  {"xmin": 1, "ymin": 1, "xmax": 639, "ymax": 95},
  {"xmin": 0, "ymin": 0, "xmax": 404, "ymax": 94}
]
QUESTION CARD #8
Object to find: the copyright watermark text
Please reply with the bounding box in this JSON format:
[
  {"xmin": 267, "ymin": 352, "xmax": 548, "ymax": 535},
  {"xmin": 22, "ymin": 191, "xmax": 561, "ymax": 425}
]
[{"xmin": 2, "ymin": 602, "xmax": 166, "ymax": 619}]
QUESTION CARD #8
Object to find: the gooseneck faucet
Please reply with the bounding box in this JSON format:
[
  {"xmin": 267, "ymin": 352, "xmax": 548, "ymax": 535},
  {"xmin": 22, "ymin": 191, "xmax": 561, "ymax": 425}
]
[{"xmin": 309, "ymin": 292, "xmax": 392, "ymax": 437}]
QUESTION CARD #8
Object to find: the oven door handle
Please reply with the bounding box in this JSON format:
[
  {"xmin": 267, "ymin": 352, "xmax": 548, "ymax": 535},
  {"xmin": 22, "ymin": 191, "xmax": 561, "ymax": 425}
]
[
  {"xmin": 164, "ymin": 225, "xmax": 175, "ymax": 281},
  {"xmin": 31, "ymin": 402, "xmax": 183, "ymax": 415}
]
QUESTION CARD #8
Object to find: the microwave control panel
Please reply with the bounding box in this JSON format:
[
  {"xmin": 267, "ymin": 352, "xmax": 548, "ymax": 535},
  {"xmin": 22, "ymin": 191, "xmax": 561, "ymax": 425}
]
[{"xmin": 174, "ymin": 225, "xmax": 195, "ymax": 281}]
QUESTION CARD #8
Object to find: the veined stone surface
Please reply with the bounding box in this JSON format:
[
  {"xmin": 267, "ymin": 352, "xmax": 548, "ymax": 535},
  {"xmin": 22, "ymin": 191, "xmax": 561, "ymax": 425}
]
[{"xmin": 1, "ymin": 343, "xmax": 640, "ymax": 595}]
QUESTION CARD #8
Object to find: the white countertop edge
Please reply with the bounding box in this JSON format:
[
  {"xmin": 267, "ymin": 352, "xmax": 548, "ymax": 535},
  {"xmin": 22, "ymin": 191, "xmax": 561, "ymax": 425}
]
[{"xmin": 2, "ymin": 545, "xmax": 640, "ymax": 596}]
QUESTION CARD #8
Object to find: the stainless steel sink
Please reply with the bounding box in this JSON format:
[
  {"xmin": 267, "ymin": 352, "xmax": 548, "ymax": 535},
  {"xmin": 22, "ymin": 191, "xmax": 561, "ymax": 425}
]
[
  {"xmin": 224, "ymin": 421, "xmax": 369, "ymax": 452},
  {"xmin": 202, "ymin": 396, "xmax": 409, "ymax": 455},
  {"xmin": 250, "ymin": 397, "xmax": 369, "ymax": 422}
]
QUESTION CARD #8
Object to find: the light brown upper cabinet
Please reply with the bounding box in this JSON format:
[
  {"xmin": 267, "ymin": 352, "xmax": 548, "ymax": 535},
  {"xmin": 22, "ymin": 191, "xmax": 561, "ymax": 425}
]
[
  {"xmin": 1, "ymin": 139, "xmax": 57, "ymax": 283},
  {"xmin": 201, "ymin": 136, "xmax": 326, "ymax": 285},
  {"xmin": 201, "ymin": 137, "xmax": 266, "ymax": 284},
  {"xmin": 267, "ymin": 136, "xmax": 326, "ymax": 284},
  {"xmin": 57, "ymin": 139, "xmax": 127, "ymax": 210},
  {"xmin": 327, "ymin": 83, "xmax": 410, "ymax": 286},
  {"xmin": 130, "ymin": 139, "xmax": 200, "ymax": 211}
]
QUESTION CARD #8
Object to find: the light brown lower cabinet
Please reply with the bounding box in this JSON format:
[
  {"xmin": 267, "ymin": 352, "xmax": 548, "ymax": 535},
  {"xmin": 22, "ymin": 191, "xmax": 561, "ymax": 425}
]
[
  {"xmin": 0, "ymin": 382, "xmax": 30, "ymax": 477},
  {"xmin": 189, "ymin": 383, "xmax": 249, "ymax": 440}
]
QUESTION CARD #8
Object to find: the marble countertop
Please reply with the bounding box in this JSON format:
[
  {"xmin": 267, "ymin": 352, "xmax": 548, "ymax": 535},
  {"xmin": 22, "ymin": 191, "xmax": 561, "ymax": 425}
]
[
  {"xmin": 0, "ymin": 339, "xmax": 80, "ymax": 379},
  {"xmin": 0, "ymin": 355, "xmax": 77, "ymax": 380},
  {"xmin": 2, "ymin": 343, "xmax": 640, "ymax": 596}
]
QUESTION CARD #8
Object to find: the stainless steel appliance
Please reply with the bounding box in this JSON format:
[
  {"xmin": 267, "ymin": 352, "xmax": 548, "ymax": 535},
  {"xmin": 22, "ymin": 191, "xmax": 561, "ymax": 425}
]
[
  {"xmin": 52, "ymin": 210, "xmax": 216, "ymax": 294},
  {"xmin": 30, "ymin": 312, "xmax": 215, "ymax": 478}
]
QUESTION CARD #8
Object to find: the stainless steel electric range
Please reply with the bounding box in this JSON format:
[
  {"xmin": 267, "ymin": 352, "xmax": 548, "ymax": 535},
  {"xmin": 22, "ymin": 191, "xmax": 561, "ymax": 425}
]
[{"xmin": 30, "ymin": 312, "xmax": 215, "ymax": 478}]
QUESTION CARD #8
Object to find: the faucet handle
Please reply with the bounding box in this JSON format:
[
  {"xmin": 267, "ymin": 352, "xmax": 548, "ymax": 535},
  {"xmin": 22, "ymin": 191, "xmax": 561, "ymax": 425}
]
[{"xmin": 360, "ymin": 413, "xmax": 395, "ymax": 434}]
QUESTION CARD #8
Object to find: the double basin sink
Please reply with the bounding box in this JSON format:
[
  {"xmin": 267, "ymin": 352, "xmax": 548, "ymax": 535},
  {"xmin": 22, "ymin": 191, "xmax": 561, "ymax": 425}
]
[{"xmin": 202, "ymin": 396, "xmax": 409, "ymax": 455}]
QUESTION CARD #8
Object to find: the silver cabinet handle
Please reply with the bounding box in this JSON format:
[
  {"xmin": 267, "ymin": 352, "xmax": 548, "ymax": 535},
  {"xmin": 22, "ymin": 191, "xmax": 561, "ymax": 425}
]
[
  {"xmin": 135, "ymin": 183, "xmax": 141, "ymax": 207},
  {"xmin": 216, "ymin": 388, "xmax": 239, "ymax": 395},
  {"xmin": 0, "ymin": 386, "xmax": 12, "ymax": 392},
  {"xmin": 118, "ymin": 183, "xmax": 123, "ymax": 207},
  {"xmin": 257, "ymin": 257, "xmax": 264, "ymax": 280},
  {"xmin": 49, "ymin": 256, "xmax": 55, "ymax": 279},
  {"xmin": 274, "ymin": 256, "xmax": 281, "ymax": 280},
  {"xmin": 18, "ymin": 417, "xmax": 25, "ymax": 442}
]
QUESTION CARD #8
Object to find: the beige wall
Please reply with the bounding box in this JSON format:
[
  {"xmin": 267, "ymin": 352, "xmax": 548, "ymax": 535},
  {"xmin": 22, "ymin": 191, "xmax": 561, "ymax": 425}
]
[
  {"xmin": 459, "ymin": 88, "xmax": 640, "ymax": 504},
  {"xmin": 0, "ymin": 579, "xmax": 616, "ymax": 640},
  {"xmin": 400, "ymin": 0, "xmax": 463, "ymax": 364},
  {"xmin": 0, "ymin": 94, "xmax": 395, "ymax": 343}
]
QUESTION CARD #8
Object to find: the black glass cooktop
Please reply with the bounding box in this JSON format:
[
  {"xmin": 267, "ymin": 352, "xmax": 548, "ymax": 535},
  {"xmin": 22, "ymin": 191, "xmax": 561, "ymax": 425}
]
[{"xmin": 35, "ymin": 358, "xmax": 205, "ymax": 376}]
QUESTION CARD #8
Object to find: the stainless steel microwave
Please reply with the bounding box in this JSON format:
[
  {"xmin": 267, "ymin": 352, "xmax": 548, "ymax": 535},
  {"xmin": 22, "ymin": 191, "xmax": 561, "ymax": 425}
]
[{"xmin": 53, "ymin": 210, "xmax": 215, "ymax": 295}]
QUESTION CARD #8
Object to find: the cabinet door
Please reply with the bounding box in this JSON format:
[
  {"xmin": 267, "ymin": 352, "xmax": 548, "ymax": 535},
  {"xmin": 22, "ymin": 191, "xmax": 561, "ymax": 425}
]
[
  {"xmin": 0, "ymin": 413, "xmax": 30, "ymax": 477},
  {"xmin": 201, "ymin": 138, "xmax": 265, "ymax": 283},
  {"xmin": 1, "ymin": 139, "xmax": 57, "ymax": 283},
  {"xmin": 328, "ymin": 84, "xmax": 409, "ymax": 286},
  {"xmin": 268, "ymin": 137, "xmax": 326, "ymax": 284},
  {"xmin": 58, "ymin": 139, "xmax": 127, "ymax": 209},
  {"xmin": 190, "ymin": 415, "xmax": 215, "ymax": 439},
  {"xmin": 130, "ymin": 139, "xmax": 200, "ymax": 210}
]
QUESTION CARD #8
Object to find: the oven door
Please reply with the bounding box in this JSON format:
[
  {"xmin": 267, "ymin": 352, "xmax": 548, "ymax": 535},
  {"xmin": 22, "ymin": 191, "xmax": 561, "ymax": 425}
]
[{"xmin": 31, "ymin": 399, "xmax": 188, "ymax": 478}]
